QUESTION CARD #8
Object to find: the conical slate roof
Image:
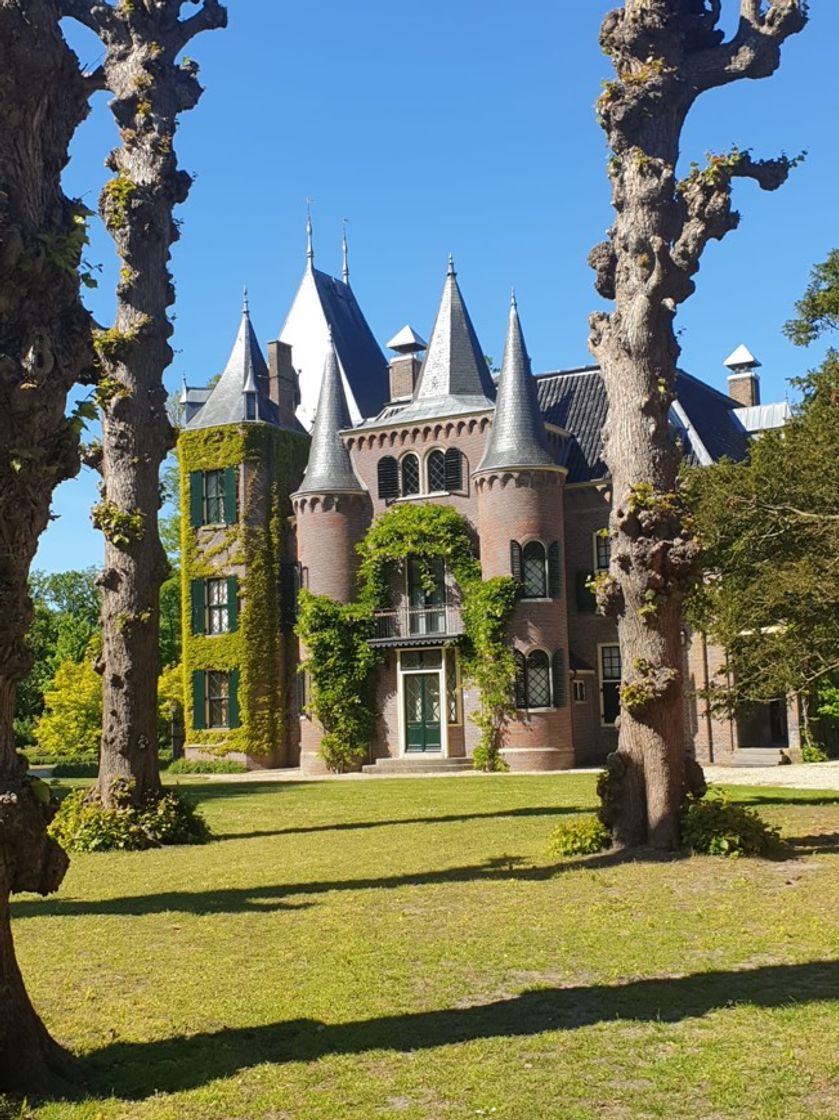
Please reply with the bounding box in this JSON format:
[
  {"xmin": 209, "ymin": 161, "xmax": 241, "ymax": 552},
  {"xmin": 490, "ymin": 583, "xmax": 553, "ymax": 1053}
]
[
  {"xmin": 186, "ymin": 296, "xmax": 279, "ymax": 429},
  {"xmin": 294, "ymin": 334, "xmax": 364, "ymax": 495},
  {"xmin": 477, "ymin": 294, "xmax": 555, "ymax": 473},
  {"xmin": 394, "ymin": 258, "xmax": 495, "ymax": 422}
]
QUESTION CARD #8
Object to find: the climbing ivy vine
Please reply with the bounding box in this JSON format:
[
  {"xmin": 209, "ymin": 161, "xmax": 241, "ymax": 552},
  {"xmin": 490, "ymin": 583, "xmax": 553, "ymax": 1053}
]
[
  {"xmin": 297, "ymin": 503, "xmax": 519, "ymax": 772},
  {"xmin": 179, "ymin": 423, "xmax": 308, "ymax": 757}
]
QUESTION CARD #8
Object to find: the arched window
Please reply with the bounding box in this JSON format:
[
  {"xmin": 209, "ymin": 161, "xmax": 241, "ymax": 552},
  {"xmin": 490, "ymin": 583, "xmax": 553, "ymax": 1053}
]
[
  {"xmin": 426, "ymin": 449, "xmax": 447, "ymax": 492},
  {"xmin": 522, "ymin": 541, "xmax": 547, "ymax": 598},
  {"xmin": 525, "ymin": 650, "xmax": 551, "ymax": 708},
  {"xmin": 401, "ymin": 453, "xmax": 420, "ymax": 496},
  {"xmin": 377, "ymin": 456, "xmax": 399, "ymax": 500}
]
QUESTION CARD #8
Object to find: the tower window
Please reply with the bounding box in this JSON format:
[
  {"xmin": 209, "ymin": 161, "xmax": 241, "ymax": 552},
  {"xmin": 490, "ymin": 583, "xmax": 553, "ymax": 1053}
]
[
  {"xmin": 525, "ymin": 650, "xmax": 551, "ymax": 708},
  {"xmin": 401, "ymin": 453, "xmax": 420, "ymax": 496},
  {"xmin": 206, "ymin": 578, "xmax": 230, "ymax": 634},
  {"xmin": 204, "ymin": 469, "xmax": 226, "ymax": 524},
  {"xmin": 207, "ymin": 670, "xmax": 231, "ymax": 728},
  {"xmin": 427, "ymin": 449, "xmax": 447, "ymax": 492},
  {"xmin": 522, "ymin": 541, "xmax": 547, "ymax": 598}
]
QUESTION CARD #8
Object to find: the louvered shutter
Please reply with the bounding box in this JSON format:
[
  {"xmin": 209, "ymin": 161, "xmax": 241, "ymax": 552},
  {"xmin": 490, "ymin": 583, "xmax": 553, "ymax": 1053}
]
[
  {"xmin": 510, "ymin": 540, "xmax": 523, "ymax": 584},
  {"xmin": 192, "ymin": 671, "xmax": 206, "ymax": 730},
  {"xmin": 552, "ymin": 649, "xmax": 567, "ymax": 708},
  {"xmin": 189, "ymin": 471, "xmax": 203, "ymax": 527},
  {"xmin": 444, "ymin": 447, "xmax": 462, "ymax": 491},
  {"xmin": 377, "ymin": 456, "xmax": 399, "ymax": 500},
  {"xmin": 190, "ymin": 580, "xmax": 205, "ymax": 635},
  {"xmin": 514, "ymin": 650, "xmax": 527, "ymax": 708},
  {"xmin": 222, "ymin": 466, "xmax": 238, "ymax": 524},
  {"xmin": 548, "ymin": 541, "xmax": 562, "ymax": 598},
  {"xmin": 228, "ymin": 668, "xmax": 241, "ymax": 729},
  {"xmin": 227, "ymin": 576, "xmax": 239, "ymax": 632}
]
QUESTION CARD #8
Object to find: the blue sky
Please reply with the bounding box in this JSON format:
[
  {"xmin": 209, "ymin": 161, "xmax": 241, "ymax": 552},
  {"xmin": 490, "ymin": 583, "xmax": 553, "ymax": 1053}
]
[{"xmin": 39, "ymin": 1, "xmax": 839, "ymax": 573}]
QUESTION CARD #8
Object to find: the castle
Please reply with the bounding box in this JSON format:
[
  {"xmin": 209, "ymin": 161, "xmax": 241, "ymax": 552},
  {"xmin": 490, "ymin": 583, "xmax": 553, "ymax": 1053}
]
[{"xmin": 179, "ymin": 232, "xmax": 797, "ymax": 774}]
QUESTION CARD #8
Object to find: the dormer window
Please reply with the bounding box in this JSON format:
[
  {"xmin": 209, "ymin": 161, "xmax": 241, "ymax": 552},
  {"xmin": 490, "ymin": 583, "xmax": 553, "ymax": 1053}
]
[{"xmin": 244, "ymin": 391, "xmax": 256, "ymax": 421}]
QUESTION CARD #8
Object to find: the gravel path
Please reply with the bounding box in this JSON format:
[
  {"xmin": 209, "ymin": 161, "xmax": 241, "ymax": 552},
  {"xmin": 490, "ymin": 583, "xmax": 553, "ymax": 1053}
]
[{"xmin": 206, "ymin": 761, "xmax": 839, "ymax": 790}]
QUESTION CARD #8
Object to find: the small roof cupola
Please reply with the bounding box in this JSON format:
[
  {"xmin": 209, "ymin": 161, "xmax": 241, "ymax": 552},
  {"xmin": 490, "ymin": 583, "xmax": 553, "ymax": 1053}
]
[
  {"xmin": 185, "ymin": 291, "xmax": 277, "ymax": 429},
  {"xmin": 395, "ymin": 256, "xmax": 496, "ymax": 421},
  {"xmin": 477, "ymin": 293, "xmax": 555, "ymax": 473},
  {"xmin": 724, "ymin": 344, "xmax": 761, "ymax": 408},
  {"xmin": 294, "ymin": 331, "xmax": 364, "ymax": 496}
]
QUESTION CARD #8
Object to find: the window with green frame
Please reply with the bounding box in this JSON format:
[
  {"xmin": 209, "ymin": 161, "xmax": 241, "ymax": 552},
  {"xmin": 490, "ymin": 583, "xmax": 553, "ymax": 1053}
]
[
  {"xmin": 189, "ymin": 466, "xmax": 238, "ymax": 527},
  {"xmin": 190, "ymin": 576, "xmax": 239, "ymax": 636},
  {"xmin": 191, "ymin": 668, "xmax": 241, "ymax": 730}
]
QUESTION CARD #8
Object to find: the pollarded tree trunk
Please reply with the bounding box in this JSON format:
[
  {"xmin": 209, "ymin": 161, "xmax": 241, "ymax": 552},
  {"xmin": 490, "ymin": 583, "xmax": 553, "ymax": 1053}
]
[
  {"xmin": 0, "ymin": 0, "xmax": 97, "ymax": 1089},
  {"xmin": 62, "ymin": 0, "xmax": 227, "ymax": 808},
  {"xmin": 588, "ymin": 0, "xmax": 806, "ymax": 848}
]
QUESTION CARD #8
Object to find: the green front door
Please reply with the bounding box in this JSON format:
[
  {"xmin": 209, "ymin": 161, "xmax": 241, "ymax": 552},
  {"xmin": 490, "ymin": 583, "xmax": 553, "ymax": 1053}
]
[{"xmin": 404, "ymin": 672, "xmax": 442, "ymax": 752}]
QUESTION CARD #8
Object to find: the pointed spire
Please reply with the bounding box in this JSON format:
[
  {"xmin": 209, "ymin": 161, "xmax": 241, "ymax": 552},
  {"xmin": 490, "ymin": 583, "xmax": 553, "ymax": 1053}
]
[
  {"xmin": 179, "ymin": 372, "xmax": 188, "ymax": 405},
  {"xmin": 306, "ymin": 198, "xmax": 314, "ymax": 265},
  {"xmin": 402, "ymin": 257, "xmax": 495, "ymax": 415},
  {"xmin": 294, "ymin": 331, "xmax": 364, "ymax": 495},
  {"xmin": 477, "ymin": 293, "xmax": 554, "ymax": 473},
  {"xmin": 185, "ymin": 299, "xmax": 275, "ymax": 429},
  {"xmin": 342, "ymin": 218, "xmax": 350, "ymax": 285}
]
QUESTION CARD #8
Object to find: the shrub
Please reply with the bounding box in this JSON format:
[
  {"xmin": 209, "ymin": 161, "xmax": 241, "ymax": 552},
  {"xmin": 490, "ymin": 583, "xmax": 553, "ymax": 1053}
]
[
  {"xmin": 51, "ymin": 761, "xmax": 98, "ymax": 778},
  {"xmin": 548, "ymin": 815, "xmax": 611, "ymax": 858},
  {"xmin": 802, "ymin": 740, "xmax": 830, "ymax": 763},
  {"xmin": 472, "ymin": 744, "xmax": 510, "ymax": 772},
  {"xmin": 168, "ymin": 757, "xmax": 247, "ymax": 774},
  {"xmin": 49, "ymin": 782, "xmax": 211, "ymax": 852},
  {"xmin": 680, "ymin": 792, "xmax": 781, "ymax": 857}
]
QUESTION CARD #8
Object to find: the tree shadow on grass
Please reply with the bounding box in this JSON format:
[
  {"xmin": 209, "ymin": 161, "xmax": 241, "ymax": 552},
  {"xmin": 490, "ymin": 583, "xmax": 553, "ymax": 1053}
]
[
  {"xmin": 68, "ymin": 959, "xmax": 839, "ymax": 1101},
  {"xmin": 722, "ymin": 790, "xmax": 839, "ymax": 807},
  {"xmin": 220, "ymin": 804, "xmax": 589, "ymax": 842},
  {"xmin": 11, "ymin": 856, "xmax": 543, "ymax": 920}
]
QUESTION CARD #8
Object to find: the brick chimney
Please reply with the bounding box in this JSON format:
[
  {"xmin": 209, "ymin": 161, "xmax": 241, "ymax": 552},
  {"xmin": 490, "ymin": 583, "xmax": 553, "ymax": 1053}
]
[
  {"xmin": 267, "ymin": 339, "xmax": 301, "ymax": 427},
  {"xmin": 385, "ymin": 324, "xmax": 427, "ymax": 402},
  {"xmin": 723, "ymin": 344, "xmax": 761, "ymax": 408}
]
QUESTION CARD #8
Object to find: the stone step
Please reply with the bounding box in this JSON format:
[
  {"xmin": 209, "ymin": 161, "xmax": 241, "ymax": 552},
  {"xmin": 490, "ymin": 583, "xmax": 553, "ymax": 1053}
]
[
  {"xmin": 361, "ymin": 756, "xmax": 474, "ymax": 776},
  {"xmin": 729, "ymin": 748, "xmax": 790, "ymax": 768}
]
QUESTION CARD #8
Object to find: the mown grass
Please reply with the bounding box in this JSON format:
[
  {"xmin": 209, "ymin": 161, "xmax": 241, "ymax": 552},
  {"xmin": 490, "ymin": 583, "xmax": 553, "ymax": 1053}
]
[{"xmin": 11, "ymin": 775, "xmax": 839, "ymax": 1120}]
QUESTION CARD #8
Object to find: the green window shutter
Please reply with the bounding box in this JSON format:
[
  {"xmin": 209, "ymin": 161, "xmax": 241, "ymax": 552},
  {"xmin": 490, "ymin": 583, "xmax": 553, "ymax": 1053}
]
[
  {"xmin": 548, "ymin": 542, "xmax": 562, "ymax": 598},
  {"xmin": 552, "ymin": 649, "xmax": 566, "ymax": 708},
  {"xmin": 222, "ymin": 466, "xmax": 238, "ymax": 525},
  {"xmin": 189, "ymin": 471, "xmax": 204, "ymax": 527},
  {"xmin": 227, "ymin": 576, "xmax": 239, "ymax": 632},
  {"xmin": 513, "ymin": 650, "xmax": 527, "ymax": 708},
  {"xmin": 190, "ymin": 580, "xmax": 205, "ymax": 635},
  {"xmin": 229, "ymin": 668, "xmax": 241, "ymax": 729},
  {"xmin": 192, "ymin": 671, "xmax": 206, "ymax": 730}
]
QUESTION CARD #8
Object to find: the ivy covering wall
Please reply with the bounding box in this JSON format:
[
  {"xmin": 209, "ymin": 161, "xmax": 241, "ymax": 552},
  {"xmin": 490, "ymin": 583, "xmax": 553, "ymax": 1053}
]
[
  {"xmin": 179, "ymin": 423, "xmax": 309, "ymax": 757},
  {"xmin": 297, "ymin": 503, "xmax": 519, "ymax": 771}
]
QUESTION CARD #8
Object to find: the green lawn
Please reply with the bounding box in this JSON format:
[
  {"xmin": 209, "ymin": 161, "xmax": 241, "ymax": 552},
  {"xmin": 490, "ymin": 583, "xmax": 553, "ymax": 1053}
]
[{"xmin": 12, "ymin": 775, "xmax": 839, "ymax": 1120}]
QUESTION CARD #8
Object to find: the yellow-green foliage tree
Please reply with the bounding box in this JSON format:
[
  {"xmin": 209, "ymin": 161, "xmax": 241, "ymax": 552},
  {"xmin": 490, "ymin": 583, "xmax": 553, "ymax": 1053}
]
[{"xmin": 34, "ymin": 659, "xmax": 102, "ymax": 759}]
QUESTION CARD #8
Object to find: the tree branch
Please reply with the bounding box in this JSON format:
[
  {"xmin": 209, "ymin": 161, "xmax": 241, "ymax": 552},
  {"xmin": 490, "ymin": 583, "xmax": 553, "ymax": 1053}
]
[
  {"xmin": 173, "ymin": 0, "xmax": 228, "ymax": 53},
  {"xmin": 687, "ymin": 1, "xmax": 807, "ymax": 93},
  {"xmin": 59, "ymin": 0, "xmax": 115, "ymax": 36},
  {"xmin": 671, "ymin": 152, "xmax": 795, "ymax": 292},
  {"xmin": 81, "ymin": 65, "xmax": 107, "ymax": 97}
]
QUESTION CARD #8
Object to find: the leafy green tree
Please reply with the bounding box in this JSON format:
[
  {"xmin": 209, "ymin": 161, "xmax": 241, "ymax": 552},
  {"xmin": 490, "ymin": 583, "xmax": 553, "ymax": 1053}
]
[
  {"xmin": 34, "ymin": 657, "xmax": 102, "ymax": 760},
  {"xmin": 686, "ymin": 249, "xmax": 839, "ymax": 748}
]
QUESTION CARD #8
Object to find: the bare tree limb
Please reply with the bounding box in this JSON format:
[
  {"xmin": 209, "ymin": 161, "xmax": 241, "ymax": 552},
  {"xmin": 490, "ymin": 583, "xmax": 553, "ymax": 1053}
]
[
  {"xmin": 173, "ymin": 0, "xmax": 228, "ymax": 52},
  {"xmin": 687, "ymin": 1, "xmax": 807, "ymax": 93}
]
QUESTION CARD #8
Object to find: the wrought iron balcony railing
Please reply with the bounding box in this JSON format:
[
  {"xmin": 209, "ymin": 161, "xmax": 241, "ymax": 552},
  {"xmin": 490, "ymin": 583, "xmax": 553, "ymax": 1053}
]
[{"xmin": 371, "ymin": 604, "xmax": 463, "ymax": 642}]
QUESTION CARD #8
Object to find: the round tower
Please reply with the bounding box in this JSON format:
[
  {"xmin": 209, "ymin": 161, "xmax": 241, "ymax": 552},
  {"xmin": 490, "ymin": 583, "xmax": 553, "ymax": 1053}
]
[
  {"xmin": 474, "ymin": 295, "xmax": 572, "ymax": 771},
  {"xmin": 291, "ymin": 334, "xmax": 370, "ymax": 772}
]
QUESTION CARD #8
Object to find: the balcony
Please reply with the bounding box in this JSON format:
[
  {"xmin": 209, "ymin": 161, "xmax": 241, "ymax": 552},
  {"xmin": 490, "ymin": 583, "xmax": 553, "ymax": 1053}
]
[{"xmin": 370, "ymin": 603, "xmax": 464, "ymax": 646}]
